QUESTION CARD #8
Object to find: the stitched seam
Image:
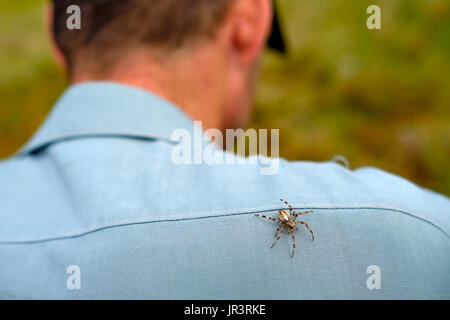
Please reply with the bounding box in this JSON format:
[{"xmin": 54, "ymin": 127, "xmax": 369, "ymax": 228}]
[
  {"xmin": 17, "ymin": 133, "xmax": 177, "ymax": 156},
  {"xmin": 0, "ymin": 205, "xmax": 448, "ymax": 244}
]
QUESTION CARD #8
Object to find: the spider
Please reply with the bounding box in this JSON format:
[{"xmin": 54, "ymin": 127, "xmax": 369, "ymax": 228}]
[{"xmin": 255, "ymin": 199, "xmax": 314, "ymax": 258}]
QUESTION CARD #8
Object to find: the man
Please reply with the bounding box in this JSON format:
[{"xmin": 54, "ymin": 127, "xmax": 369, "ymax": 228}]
[{"xmin": 0, "ymin": 0, "xmax": 448, "ymax": 299}]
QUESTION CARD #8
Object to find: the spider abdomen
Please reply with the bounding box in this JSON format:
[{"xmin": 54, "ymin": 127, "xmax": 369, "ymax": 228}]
[{"xmin": 278, "ymin": 210, "xmax": 290, "ymax": 221}]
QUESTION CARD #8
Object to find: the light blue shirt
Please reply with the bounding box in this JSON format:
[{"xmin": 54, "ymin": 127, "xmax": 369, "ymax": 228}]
[{"xmin": 0, "ymin": 82, "xmax": 449, "ymax": 299}]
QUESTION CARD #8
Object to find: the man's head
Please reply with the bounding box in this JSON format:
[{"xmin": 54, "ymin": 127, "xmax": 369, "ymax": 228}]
[{"xmin": 49, "ymin": 0, "xmax": 273, "ymax": 130}]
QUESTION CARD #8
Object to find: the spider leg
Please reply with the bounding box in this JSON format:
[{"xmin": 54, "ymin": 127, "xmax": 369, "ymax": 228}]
[
  {"xmin": 289, "ymin": 230, "xmax": 296, "ymax": 258},
  {"xmin": 270, "ymin": 227, "xmax": 284, "ymax": 248},
  {"xmin": 255, "ymin": 214, "xmax": 277, "ymax": 222},
  {"xmin": 280, "ymin": 199, "xmax": 293, "ymax": 214},
  {"xmin": 293, "ymin": 210, "xmax": 313, "ymax": 221},
  {"xmin": 296, "ymin": 221, "xmax": 314, "ymax": 241},
  {"xmin": 274, "ymin": 224, "xmax": 282, "ymax": 238}
]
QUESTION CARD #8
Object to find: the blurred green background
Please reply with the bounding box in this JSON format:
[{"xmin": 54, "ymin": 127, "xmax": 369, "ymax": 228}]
[{"xmin": 1, "ymin": 0, "xmax": 449, "ymax": 195}]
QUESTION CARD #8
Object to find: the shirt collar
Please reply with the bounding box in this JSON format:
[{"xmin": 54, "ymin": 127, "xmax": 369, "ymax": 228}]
[{"xmin": 18, "ymin": 81, "xmax": 195, "ymax": 155}]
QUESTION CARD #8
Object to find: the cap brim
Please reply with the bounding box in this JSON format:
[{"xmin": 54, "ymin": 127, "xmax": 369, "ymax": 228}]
[{"xmin": 267, "ymin": 1, "xmax": 286, "ymax": 53}]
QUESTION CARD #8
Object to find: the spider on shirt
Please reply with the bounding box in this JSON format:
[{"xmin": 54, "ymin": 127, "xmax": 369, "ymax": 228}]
[{"xmin": 255, "ymin": 199, "xmax": 314, "ymax": 258}]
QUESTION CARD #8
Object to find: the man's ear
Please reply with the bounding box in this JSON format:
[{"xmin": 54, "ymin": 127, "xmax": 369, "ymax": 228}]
[
  {"xmin": 44, "ymin": 1, "xmax": 67, "ymax": 69},
  {"xmin": 225, "ymin": 0, "xmax": 273, "ymax": 66}
]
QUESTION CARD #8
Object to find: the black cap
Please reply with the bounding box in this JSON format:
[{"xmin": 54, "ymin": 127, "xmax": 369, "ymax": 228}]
[{"xmin": 267, "ymin": 0, "xmax": 286, "ymax": 53}]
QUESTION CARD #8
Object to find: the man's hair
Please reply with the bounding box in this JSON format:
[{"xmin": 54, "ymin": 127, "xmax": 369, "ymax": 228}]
[{"xmin": 53, "ymin": 0, "xmax": 232, "ymax": 74}]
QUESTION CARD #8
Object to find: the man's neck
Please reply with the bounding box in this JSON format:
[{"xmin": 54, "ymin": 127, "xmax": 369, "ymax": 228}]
[{"xmin": 71, "ymin": 50, "xmax": 226, "ymax": 131}]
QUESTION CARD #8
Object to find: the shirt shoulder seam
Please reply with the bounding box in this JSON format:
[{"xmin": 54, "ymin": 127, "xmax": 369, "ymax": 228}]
[{"xmin": 0, "ymin": 205, "xmax": 448, "ymax": 244}]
